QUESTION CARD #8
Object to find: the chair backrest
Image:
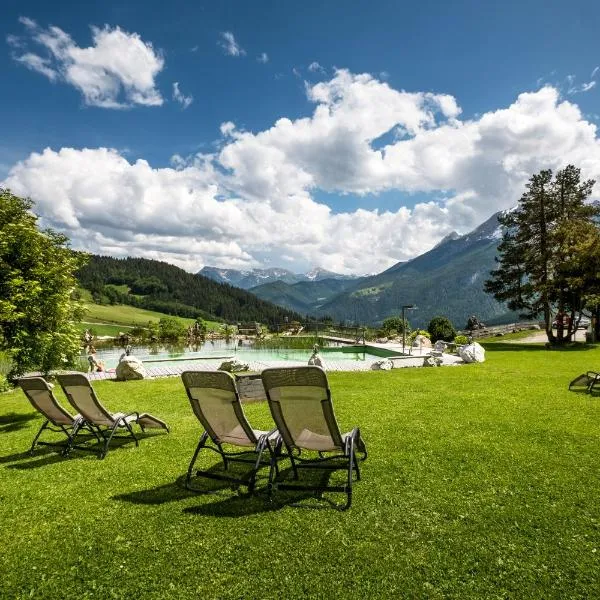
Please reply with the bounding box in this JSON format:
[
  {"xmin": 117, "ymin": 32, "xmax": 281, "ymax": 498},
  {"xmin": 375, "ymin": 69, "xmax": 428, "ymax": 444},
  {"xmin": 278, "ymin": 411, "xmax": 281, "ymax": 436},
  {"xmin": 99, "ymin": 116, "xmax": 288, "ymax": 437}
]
[
  {"xmin": 57, "ymin": 373, "xmax": 115, "ymax": 426},
  {"xmin": 18, "ymin": 377, "xmax": 75, "ymax": 426},
  {"xmin": 261, "ymin": 366, "xmax": 344, "ymax": 452},
  {"xmin": 181, "ymin": 371, "xmax": 258, "ymax": 447}
]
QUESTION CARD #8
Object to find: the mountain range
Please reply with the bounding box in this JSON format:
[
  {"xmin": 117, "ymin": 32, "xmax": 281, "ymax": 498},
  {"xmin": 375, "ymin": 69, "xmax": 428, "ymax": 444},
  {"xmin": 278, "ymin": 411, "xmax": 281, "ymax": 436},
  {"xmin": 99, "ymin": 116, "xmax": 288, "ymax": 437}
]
[
  {"xmin": 201, "ymin": 211, "xmax": 517, "ymax": 329},
  {"xmin": 198, "ymin": 266, "xmax": 357, "ymax": 289}
]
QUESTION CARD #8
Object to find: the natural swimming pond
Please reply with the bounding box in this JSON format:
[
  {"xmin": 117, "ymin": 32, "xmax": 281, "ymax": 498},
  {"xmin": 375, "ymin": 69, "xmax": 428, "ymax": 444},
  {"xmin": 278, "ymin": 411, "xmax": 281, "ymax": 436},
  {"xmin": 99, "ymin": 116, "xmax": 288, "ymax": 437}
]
[{"xmin": 88, "ymin": 339, "xmax": 381, "ymax": 370}]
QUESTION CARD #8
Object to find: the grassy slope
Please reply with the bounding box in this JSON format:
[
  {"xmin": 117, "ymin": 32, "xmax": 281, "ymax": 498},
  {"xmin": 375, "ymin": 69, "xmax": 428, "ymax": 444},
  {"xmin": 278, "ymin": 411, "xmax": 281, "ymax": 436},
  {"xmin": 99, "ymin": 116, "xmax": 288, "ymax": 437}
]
[
  {"xmin": 77, "ymin": 287, "xmax": 221, "ymax": 332},
  {"xmin": 82, "ymin": 302, "xmax": 196, "ymax": 326},
  {"xmin": 1, "ymin": 343, "xmax": 600, "ymax": 598}
]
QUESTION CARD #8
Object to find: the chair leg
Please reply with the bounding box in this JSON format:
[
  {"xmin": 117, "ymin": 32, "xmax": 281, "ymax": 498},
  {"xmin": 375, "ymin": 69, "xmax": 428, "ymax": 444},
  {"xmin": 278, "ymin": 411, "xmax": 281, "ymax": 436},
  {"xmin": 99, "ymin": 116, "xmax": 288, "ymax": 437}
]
[
  {"xmin": 186, "ymin": 432, "xmax": 208, "ymax": 489},
  {"xmin": 61, "ymin": 422, "xmax": 78, "ymax": 456},
  {"xmin": 267, "ymin": 439, "xmax": 283, "ymax": 498},
  {"xmin": 353, "ymin": 451, "xmax": 361, "ymax": 481},
  {"xmin": 267, "ymin": 438, "xmax": 280, "ymax": 476},
  {"xmin": 249, "ymin": 438, "xmax": 267, "ymax": 493},
  {"xmin": 343, "ymin": 437, "xmax": 355, "ymax": 511},
  {"xmin": 100, "ymin": 421, "xmax": 122, "ymax": 459},
  {"xmin": 217, "ymin": 443, "xmax": 229, "ymax": 470},
  {"xmin": 123, "ymin": 419, "xmax": 139, "ymax": 447},
  {"xmin": 29, "ymin": 420, "xmax": 49, "ymax": 455},
  {"xmin": 289, "ymin": 450, "xmax": 299, "ymax": 480}
]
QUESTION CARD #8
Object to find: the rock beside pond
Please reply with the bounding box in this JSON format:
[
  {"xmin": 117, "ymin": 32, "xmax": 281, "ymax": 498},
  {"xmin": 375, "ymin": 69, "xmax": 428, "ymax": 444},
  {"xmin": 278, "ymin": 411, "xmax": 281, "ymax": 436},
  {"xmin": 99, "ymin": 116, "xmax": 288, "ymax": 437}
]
[
  {"xmin": 219, "ymin": 359, "xmax": 250, "ymax": 373},
  {"xmin": 433, "ymin": 340, "xmax": 448, "ymax": 352},
  {"xmin": 423, "ymin": 354, "xmax": 443, "ymax": 367},
  {"xmin": 308, "ymin": 350, "xmax": 324, "ymax": 367},
  {"xmin": 412, "ymin": 335, "xmax": 432, "ymax": 348},
  {"xmin": 115, "ymin": 356, "xmax": 147, "ymax": 381},
  {"xmin": 371, "ymin": 359, "xmax": 394, "ymax": 370}
]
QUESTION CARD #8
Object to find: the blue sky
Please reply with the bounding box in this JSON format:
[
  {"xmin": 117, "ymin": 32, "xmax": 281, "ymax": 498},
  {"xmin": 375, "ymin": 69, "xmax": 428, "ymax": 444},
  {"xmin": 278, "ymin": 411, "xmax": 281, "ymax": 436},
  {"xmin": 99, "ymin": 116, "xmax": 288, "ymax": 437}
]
[{"xmin": 2, "ymin": 0, "xmax": 600, "ymax": 274}]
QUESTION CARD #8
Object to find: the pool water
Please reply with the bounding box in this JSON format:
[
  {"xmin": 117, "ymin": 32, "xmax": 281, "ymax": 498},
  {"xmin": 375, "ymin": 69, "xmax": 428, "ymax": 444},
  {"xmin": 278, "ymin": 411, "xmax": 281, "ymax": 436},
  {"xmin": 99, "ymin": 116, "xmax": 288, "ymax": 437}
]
[{"xmin": 89, "ymin": 340, "xmax": 374, "ymax": 369}]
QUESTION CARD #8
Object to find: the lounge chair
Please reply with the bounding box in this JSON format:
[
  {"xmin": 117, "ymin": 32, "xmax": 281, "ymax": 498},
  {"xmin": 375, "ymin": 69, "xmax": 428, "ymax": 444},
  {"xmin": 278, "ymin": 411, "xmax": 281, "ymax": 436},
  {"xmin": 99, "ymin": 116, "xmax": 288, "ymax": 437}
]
[
  {"xmin": 569, "ymin": 371, "xmax": 600, "ymax": 394},
  {"xmin": 18, "ymin": 376, "xmax": 99, "ymax": 456},
  {"xmin": 261, "ymin": 366, "xmax": 367, "ymax": 510},
  {"xmin": 56, "ymin": 373, "xmax": 169, "ymax": 459},
  {"xmin": 181, "ymin": 370, "xmax": 278, "ymax": 493}
]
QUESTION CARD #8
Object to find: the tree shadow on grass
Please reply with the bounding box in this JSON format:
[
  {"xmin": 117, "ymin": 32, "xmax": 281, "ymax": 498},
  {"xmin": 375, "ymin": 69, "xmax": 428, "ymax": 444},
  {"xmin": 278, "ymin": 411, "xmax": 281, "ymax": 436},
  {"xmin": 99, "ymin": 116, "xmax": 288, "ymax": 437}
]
[{"xmin": 0, "ymin": 412, "xmax": 36, "ymax": 434}]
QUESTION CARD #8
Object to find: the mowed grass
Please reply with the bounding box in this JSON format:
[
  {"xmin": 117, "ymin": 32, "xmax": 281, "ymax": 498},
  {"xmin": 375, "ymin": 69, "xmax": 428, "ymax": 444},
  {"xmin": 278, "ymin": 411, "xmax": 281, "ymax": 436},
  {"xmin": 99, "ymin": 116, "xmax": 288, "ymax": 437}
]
[{"xmin": 2, "ymin": 343, "xmax": 600, "ymax": 598}]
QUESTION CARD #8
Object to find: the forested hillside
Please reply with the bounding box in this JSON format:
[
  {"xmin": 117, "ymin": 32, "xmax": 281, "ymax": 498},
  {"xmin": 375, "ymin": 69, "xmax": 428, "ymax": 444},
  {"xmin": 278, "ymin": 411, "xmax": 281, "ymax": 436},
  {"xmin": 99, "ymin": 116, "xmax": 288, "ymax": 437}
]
[
  {"xmin": 76, "ymin": 255, "xmax": 303, "ymax": 324},
  {"xmin": 315, "ymin": 212, "xmax": 516, "ymax": 328}
]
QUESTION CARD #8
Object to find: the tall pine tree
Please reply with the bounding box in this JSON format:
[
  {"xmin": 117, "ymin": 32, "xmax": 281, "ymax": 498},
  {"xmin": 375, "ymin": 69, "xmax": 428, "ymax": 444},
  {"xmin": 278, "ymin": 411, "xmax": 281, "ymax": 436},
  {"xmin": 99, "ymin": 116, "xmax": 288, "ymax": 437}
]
[{"xmin": 485, "ymin": 165, "xmax": 599, "ymax": 344}]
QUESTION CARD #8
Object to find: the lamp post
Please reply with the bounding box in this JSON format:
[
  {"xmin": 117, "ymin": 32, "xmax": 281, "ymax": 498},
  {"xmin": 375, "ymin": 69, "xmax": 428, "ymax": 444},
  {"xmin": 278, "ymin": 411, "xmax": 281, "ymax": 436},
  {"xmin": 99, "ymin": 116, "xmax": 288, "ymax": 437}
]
[{"xmin": 401, "ymin": 304, "xmax": 416, "ymax": 354}]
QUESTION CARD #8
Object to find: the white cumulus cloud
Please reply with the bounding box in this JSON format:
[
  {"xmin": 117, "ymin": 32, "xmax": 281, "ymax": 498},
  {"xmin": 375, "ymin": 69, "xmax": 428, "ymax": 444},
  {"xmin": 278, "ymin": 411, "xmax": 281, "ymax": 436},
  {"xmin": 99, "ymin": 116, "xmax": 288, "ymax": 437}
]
[
  {"xmin": 4, "ymin": 71, "xmax": 600, "ymax": 274},
  {"xmin": 257, "ymin": 52, "xmax": 269, "ymax": 63},
  {"xmin": 9, "ymin": 18, "xmax": 164, "ymax": 108}
]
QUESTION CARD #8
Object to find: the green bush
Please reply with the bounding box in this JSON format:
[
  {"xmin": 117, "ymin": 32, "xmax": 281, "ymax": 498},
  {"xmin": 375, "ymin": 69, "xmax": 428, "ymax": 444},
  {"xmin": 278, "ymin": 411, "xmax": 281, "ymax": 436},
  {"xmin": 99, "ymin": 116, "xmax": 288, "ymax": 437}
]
[
  {"xmin": 408, "ymin": 329, "xmax": 431, "ymax": 343},
  {"xmin": 427, "ymin": 316, "xmax": 457, "ymax": 342},
  {"xmin": 158, "ymin": 316, "xmax": 186, "ymax": 341},
  {"xmin": 454, "ymin": 335, "xmax": 469, "ymax": 345},
  {"xmin": 0, "ymin": 374, "xmax": 11, "ymax": 392}
]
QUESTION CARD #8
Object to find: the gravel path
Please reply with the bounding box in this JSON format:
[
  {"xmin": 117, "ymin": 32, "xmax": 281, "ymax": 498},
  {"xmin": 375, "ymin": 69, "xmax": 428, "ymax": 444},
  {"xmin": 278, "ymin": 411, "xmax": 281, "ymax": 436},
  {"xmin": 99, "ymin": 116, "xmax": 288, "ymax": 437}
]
[{"xmin": 510, "ymin": 329, "xmax": 586, "ymax": 343}]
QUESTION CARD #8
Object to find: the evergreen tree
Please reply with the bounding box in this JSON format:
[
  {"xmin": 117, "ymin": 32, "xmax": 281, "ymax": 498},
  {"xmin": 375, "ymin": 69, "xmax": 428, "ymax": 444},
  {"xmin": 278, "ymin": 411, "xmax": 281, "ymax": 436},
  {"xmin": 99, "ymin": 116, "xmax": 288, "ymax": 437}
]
[{"xmin": 485, "ymin": 166, "xmax": 599, "ymax": 343}]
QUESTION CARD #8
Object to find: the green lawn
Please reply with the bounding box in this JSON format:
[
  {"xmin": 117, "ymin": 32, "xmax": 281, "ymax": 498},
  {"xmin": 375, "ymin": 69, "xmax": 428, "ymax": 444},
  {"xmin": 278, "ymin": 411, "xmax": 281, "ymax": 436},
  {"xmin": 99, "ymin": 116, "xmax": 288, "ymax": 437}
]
[{"xmin": 1, "ymin": 343, "xmax": 600, "ymax": 598}]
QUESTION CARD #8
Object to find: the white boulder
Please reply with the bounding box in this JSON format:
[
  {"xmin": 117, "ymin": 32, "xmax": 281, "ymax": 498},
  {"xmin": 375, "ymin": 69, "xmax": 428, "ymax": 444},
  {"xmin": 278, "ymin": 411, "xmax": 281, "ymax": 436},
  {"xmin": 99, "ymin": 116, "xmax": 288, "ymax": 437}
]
[
  {"xmin": 115, "ymin": 356, "xmax": 148, "ymax": 381},
  {"xmin": 308, "ymin": 352, "xmax": 324, "ymax": 367},
  {"xmin": 458, "ymin": 342, "xmax": 486, "ymax": 363},
  {"xmin": 433, "ymin": 340, "xmax": 447, "ymax": 352},
  {"xmin": 412, "ymin": 335, "xmax": 432, "ymax": 348},
  {"xmin": 371, "ymin": 359, "xmax": 394, "ymax": 370},
  {"xmin": 423, "ymin": 354, "xmax": 443, "ymax": 367},
  {"xmin": 219, "ymin": 359, "xmax": 250, "ymax": 373}
]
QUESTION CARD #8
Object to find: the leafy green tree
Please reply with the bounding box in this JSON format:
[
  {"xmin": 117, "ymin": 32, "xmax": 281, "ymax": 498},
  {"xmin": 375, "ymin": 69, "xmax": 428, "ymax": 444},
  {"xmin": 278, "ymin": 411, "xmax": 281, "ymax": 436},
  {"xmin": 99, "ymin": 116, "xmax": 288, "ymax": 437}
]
[
  {"xmin": 194, "ymin": 318, "xmax": 208, "ymax": 335},
  {"xmin": 485, "ymin": 165, "xmax": 599, "ymax": 343},
  {"xmin": 0, "ymin": 190, "xmax": 87, "ymax": 379},
  {"xmin": 427, "ymin": 316, "xmax": 456, "ymax": 342},
  {"xmin": 158, "ymin": 316, "xmax": 186, "ymax": 341},
  {"xmin": 381, "ymin": 316, "xmax": 410, "ymax": 336},
  {"xmin": 552, "ymin": 219, "xmax": 600, "ymax": 339}
]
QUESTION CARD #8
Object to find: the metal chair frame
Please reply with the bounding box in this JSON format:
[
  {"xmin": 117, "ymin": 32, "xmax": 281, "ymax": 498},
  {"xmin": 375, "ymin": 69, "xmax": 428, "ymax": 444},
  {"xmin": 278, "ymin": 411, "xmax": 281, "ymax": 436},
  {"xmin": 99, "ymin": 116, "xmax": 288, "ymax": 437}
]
[
  {"xmin": 182, "ymin": 370, "xmax": 277, "ymax": 493},
  {"xmin": 186, "ymin": 430, "xmax": 278, "ymax": 493},
  {"xmin": 262, "ymin": 366, "xmax": 367, "ymax": 510}
]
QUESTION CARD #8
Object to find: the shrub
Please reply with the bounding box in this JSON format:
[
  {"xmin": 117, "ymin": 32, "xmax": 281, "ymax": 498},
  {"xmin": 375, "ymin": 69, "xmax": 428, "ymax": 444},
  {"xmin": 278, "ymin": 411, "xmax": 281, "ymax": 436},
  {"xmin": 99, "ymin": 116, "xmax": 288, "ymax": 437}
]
[
  {"xmin": 427, "ymin": 316, "xmax": 456, "ymax": 342},
  {"xmin": 408, "ymin": 329, "xmax": 431, "ymax": 343},
  {"xmin": 158, "ymin": 316, "xmax": 186, "ymax": 341},
  {"xmin": 0, "ymin": 374, "xmax": 11, "ymax": 393},
  {"xmin": 454, "ymin": 335, "xmax": 469, "ymax": 345}
]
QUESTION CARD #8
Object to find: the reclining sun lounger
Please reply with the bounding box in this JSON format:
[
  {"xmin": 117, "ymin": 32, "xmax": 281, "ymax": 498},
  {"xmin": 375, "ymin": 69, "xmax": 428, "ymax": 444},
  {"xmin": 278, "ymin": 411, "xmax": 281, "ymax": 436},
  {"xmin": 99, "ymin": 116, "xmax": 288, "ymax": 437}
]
[
  {"xmin": 57, "ymin": 373, "xmax": 169, "ymax": 459},
  {"xmin": 18, "ymin": 376, "xmax": 99, "ymax": 456},
  {"xmin": 261, "ymin": 366, "xmax": 367, "ymax": 510},
  {"xmin": 181, "ymin": 370, "xmax": 278, "ymax": 493}
]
